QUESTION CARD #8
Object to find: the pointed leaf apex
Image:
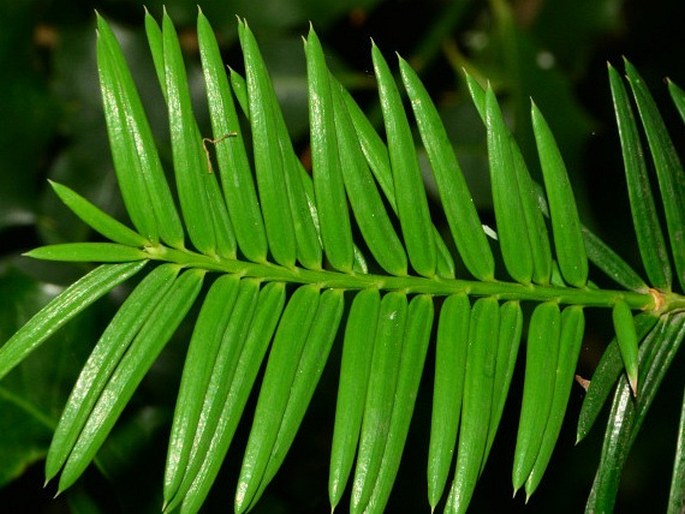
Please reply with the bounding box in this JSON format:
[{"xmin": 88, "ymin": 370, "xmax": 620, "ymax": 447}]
[{"xmin": 629, "ymin": 375, "xmax": 638, "ymax": 397}]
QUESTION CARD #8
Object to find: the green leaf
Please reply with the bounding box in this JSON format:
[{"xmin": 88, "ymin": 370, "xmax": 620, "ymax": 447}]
[
  {"xmin": 586, "ymin": 312, "xmax": 685, "ymax": 513},
  {"xmin": 371, "ymin": 44, "xmax": 436, "ymax": 278},
  {"xmin": 235, "ymin": 284, "xmax": 321, "ymax": 513},
  {"xmin": 531, "ymin": 102, "xmax": 588, "ymax": 288},
  {"xmin": 581, "ymin": 227, "xmax": 648, "ymax": 292},
  {"xmin": 608, "ymin": 64, "xmax": 672, "ymax": 291},
  {"xmin": 161, "ymin": 11, "xmax": 236, "ymax": 257},
  {"xmin": 351, "ymin": 292, "xmax": 407, "ymax": 513},
  {"xmin": 306, "ymin": 27, "xmax": 354, "ymax": 272},
  {"xmin": 57, "ymin": 268, "xmax": 204, "ymax": 492},
  {"xmin": 197, "ymin": 11, "xmax": 268, "ymax": 263},
  {"xmin": 525, "ymin": 305, "xmax": 584, "ymax": 498},
  {"xmin": 237, "ymin": 20, "xmax": 297, "ymax": 268},
  {"xmin": 625, "ymin": 60, "xmax": 685, "ymax": 292},
  {"xmin": 364, "ymin": 294, "xmax": 433, "ymax": 513},
  {"xmin": 576, "ymin": 312, "xmax": 658, "ymax": 444},
  {"xmin": 612, "ymin": 300, "xmax": 639, "ymax": 396},
  {"xmin": 512, "ymin": 302, "xmax": 561, "ymax": 493},
  {"xmin": 163, "ymin": 274, "xmax": 241, "ymax": 504},
  {"xmin": 485, "ymin": 86, "xmax": 533, "ymax": 284},
  {"xmin": 96, "ymin": 14, "xmax": 184, "ymax": 248},
  {"xmin": 399, "ymin": 57, "xmax": 494, "ymax": 281},
  {"xmin": 427, "ymin": 294, "xmax": 470, "ymax": 509},
  {"xmin": 49, "ymin": 181, "xmax": 149, "ymax": 247},
  {"xmin": 445, "ymin": 297, "xmax": 499, "ymax": 514},
  {"xmin": 329, "ymin": 289, "xmax": 380, "ymax": 510},
  {"xmin": 668, "ymin": 78, "xmax": 685, "ymax": 125},
  {"xmin": 178, "ymin": 282, "xmax": 285, "ymax": 514},
  {"xmin": 330, "ymin": 79, "xmax": 408, "ymax": 276},
  {"xmin": 25, "ymin": 243, "xmax": 147, "ymax": 262},
  {"xmin": 0, "ymin": 262, "xmax": 146, "ymax": 382},
  {"xmin": 668, "ymin": 382, "xmax": 685, "ymax": 514}
]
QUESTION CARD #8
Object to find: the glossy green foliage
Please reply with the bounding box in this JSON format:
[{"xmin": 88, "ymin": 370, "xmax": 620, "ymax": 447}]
[{"xmin": 1, "ymin": 11, "xmax": 685, "ymax": 514}]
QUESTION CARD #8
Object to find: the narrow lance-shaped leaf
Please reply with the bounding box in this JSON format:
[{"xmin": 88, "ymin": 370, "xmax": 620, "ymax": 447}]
[
  {"xmin": 163, "ymin": 274, "xmax": 241, "ymax": 504},
  {"xmin": 96, "ymin": 14, "xmax": 184, "ymax": 247},
  {"xmin": 668, "ymin": 78, "xmax": 685, "ymax": 125},
  {"xmin": 525, "ymin": 305, "xmax": 585, "ymax": 499},
  {"xmin": 351, "ymin": 292, "xmax": 407, "ymax": 514},
  {"xmin": 531, "ymin": 102, "xmax": 588, "ymax": 288},
  {"xmin": 25, "ymin": 243, "xmax": 147, "ymax": 263},
  {"xmin": 161, "ymin": 11, "xmax": 236, "ymax": 257},
  {"xmin": 49, "ymin": 181, "xmax": 149, "ymax": 247},
  {"xmin": 237, "ymin": 19, "xmax": 297, "ymax": 267},
  {"xmin": 0, "ymin": 261, "xmax": 146, "ymax": 382},
  {"xmin": 235, "ymin": 285, "xmax": 321, "ymax": 513},
  {"xmin": 485, "ymin": 86, "xmax": 533, "ymax": 284},
  {"xmin": 306, "ymin": 27, "xmax": 353, "ymax": 272},
  {"xmin": 364, "ymin": 294, "xmax": 433, "ymax": 513},
  {"xmin": 371, "ymin": 44, "xmax": 436, "ymax": 278},
  {"xmin": 445, "ymin": 297, "xmax": 499, "ymax": 514},
  {"xmin": 46, "ymin": 263, "xmax": 179, "ymax": 483},
  {"xmin": 668, "ymin": 382, "xmax": 685, "ymax": 514},
  {"xmin": 428, "ymin": 293, "xmax": 470, "ymax": 510},
  {"xmin": 612, "ymin": 300, "xmax": 639, "ymax": 396},
  {"xmin": 625, "ymin": 60, "xmax": 685, "ymax": 291},
  {"xmin": 329, "ymin": 289, "xmax": 380, "ymax": 510},
  {"xmin": 608, "ymin": 64, "xmax": 672, "ymax": 291},
  {"xmin": 582, "ymin": 227, "xmax": 648, "ymax": 292},
  {"xmin": 178, "ymin": 282, "xmax": 285, "ymax": 514},
  {"xmin": 197, "ymin": 10, "xmax": 268, "ymax": 263},
  {"xmin": 330, "ymin": 79, "xmax": 408, "ymax": 276},
  {"xmin": 512, "ymin": 302, "xmax": 561, "ymax": 493},
  {"xmin": 58, "ymin": 268, "xmax": 205, "ymax": 493},
  {"xmin": 399, "ymin": 56, "xmax": 494, "ymax": 281}
]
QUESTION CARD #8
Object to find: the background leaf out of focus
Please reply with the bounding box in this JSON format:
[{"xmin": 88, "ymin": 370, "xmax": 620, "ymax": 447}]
[{"xmin": 1, "ymin": 0, "xmax": 684, "ymax": 513}]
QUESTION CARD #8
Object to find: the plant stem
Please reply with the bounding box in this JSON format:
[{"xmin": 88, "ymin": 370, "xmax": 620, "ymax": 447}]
[{"xmin": 143, "ymin": 244, "xmax": 676, "ymax": 312}]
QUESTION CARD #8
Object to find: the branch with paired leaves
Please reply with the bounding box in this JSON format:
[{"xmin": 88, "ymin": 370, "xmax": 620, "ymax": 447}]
[{"xmin": 1, "ymin": 8, "xmax": 684, "ymax": 514}]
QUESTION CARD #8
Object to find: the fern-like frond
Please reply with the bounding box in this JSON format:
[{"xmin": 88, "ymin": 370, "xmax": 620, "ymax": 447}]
[{"xmin": 1, "ymin": 10, "xmax": 684, "ymax": 514}]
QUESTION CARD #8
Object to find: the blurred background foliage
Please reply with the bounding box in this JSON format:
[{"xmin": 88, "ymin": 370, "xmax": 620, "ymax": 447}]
[{"xmin": 0, "ymin": 0, "xmax": 684, "ymax": 512}]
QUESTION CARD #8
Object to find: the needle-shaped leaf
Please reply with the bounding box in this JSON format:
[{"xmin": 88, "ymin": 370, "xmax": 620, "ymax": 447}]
[
  {"xmin": 399, "ymin": 57, "xmax": 494, "ymax": 281},
  {"xmin": 96, "ymin": 14, "xmax": 184, "ymax": 248},
  {"xmin": 668, "ymin": 383, "xmax": 685, "ymax": 514},
  {"xmin": 525, "ymin": 305, "xmax": 584, "ymax": 499},
  {"xmin": 484, "ymin": 300, "xmax": 523, "ymax": 463},
  {"xmin": 45, "ymin": 263, "xmax": 179, "ymax": 482},
  {"xmin": 25, "ymin": 243, "xmax": 147, "ymax": 262},
  {"xmin": 306, "ymin": 28, "xmax": 353, "ymax": 272},
  {"xmin": 512, "ymin": 302, "xmax": 561, "ymax": 493},
  {"xmin": 581, "ymin": 227, "xmax": 648, "ymax": 292},
  {"xmin": 587, "ymin": 313, "xmax": 685, "ymax": 513},
  {"xmin": 531, "ymin": 102, "xmax": 588, "ymax": 288},
  {"xmin": 163, "ymin": 274, "xmax": 241, "ymax": 504},
  {"xmin": 330, "ymin": 79, "xmax": 407, "ymax": 276},
  {"xmin": 625, "ymin": 60, "xmax": 685, "ymax": 291},
  {"xmin": 485, "ymin": 86, "xmax": 533, "ymax": 284},
  {"xmin": 445, "ymin": 297, "xmax": 499, "ymax": 514},
  {"xmin": 235, "ymin": 285, "xmax": 321, "ymax": 513},
  {"xmin": 668, "ymin": 78, "xmax": 685, "ymax": 124},
  {"xmin": 178, "ymin": 282, "xmax": 285, "ymax": 514},
  {"xmin": 608, "ymin": 64, "xmax": 672, "ymax": 291},
  {"xmin": 428, "ymin": 293, "xmax": 470, "ymax": 510},
  {"xmin": 58, "ymin": 268, "xmax": 205, "ymax": 492},
  {"xmin": 364, "ymin": 294, "xmax": 433, "ymax": 513},
  {"xmin": 351, "ymin": 292, "xmax": 407, "ymax": 513},
  {"xmin": 161, "ymin": 11, "xmax": 235, "ymax": 257},
  {"xmin": 329, "ymin": 289, "xmax": 380, "ymax": 510},
  {"xmin": 612, "ymin": 300, "xmax": 639, "ymax": 396},
  {"xmin": 0, "ymin": 261, "xmax": 146, "ymax": 382},
  {"xmin": 338, "ymin": 83, "xmax": 455, "ymax": 278},
  {"xmin": 49, "ymin": 181, "xmax": 149, "ymax": 247},
  {"xmin": 197, "ymin": 11, "xmax": 267, "ymax": 263},
  {"xmin": 237, "ymin": 20, "xmax": 297, "ymax": 267},
  {"xmin": 371, "ymin": 44, "xmax": 436, "ymax": 278},
  {"xmin": 576, "ymin": 312, "xmax": 658, "ymax": 444}
]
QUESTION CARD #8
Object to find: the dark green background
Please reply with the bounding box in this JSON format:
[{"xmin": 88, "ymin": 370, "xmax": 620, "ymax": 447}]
[{"xmin": 1, "ymin": 0, "xmax": 684, "ymax": 512}]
